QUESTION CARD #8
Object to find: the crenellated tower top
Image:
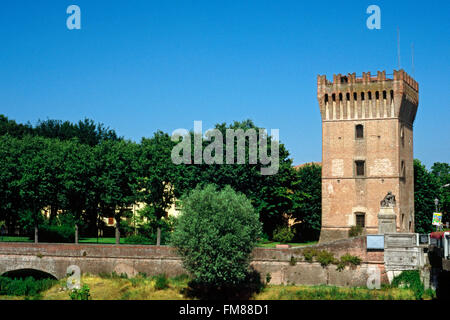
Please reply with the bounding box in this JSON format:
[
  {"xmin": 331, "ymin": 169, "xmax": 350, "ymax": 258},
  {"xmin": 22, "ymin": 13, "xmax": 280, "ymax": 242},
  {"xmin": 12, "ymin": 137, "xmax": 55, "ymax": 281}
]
[{"xmin": 317, "ymin": 69, "xmax": 419, "ymax": 125}]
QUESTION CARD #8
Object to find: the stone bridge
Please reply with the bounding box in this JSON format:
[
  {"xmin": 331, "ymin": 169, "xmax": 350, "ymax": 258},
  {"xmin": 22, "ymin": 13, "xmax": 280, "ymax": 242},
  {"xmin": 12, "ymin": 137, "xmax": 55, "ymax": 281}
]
[{"xmin": 0, "ymin": 235, "xmax": 422, "ymax": 287}]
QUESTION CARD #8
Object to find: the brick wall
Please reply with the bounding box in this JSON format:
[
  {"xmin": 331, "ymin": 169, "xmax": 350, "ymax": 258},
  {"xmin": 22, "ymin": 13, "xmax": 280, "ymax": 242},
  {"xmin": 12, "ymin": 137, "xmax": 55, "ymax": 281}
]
[{"xmin": 0, "ymin": 237, "xmax": 388, "ymax": 286}]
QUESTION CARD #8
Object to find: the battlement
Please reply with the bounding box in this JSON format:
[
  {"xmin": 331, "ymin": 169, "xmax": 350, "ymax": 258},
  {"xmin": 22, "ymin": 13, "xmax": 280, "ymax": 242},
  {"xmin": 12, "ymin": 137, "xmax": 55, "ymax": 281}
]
[
  {"xmin": 317, "ymin": 69, "xmax": 418, "ymax": 92},
  {"xmin": 316, "ymin": 69, "xmax": 419, "ymax": 124}
]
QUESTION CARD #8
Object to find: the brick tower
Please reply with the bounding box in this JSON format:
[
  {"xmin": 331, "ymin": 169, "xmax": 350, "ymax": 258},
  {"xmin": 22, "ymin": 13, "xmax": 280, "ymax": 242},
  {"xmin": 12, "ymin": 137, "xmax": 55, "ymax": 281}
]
[{"xmin": 317, "ymin": 70, "xmax": 419, "ymax": 243}]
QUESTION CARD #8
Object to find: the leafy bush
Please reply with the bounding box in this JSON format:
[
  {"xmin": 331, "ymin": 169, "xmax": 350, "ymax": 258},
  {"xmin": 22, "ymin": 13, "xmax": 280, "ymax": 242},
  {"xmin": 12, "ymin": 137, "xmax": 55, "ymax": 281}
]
[
  {"xmin": 303, "ymin": 248, "xmax": 318, "ymax": 262},
  {"xmin": 119, "ymin": 214, "xmax": 135, "ymax": 237},
  {"xmin": 170, "ymin": 184, "xmax": 262, "ymax": 298},
  {"xmin": 316, "ymin": 250, "xmax": 337, "ymax": 267},
  {"xmin": 69, "ymin": 284, "xmax": 91, "ymax": 300},
  {"xmin": 154, "ymin": 274, "xmax": 169, "ymax": 290},
  {"xmin": 290, "ymin": 256, "xmax": 297, "ymax": 266},
  {"xmin": 134, "ymin": 206, "xmax": 176, "ymax": 245},
  {"xmin": 124, "ymin": 234, "xmax": 152, "ymax": 244},
  {"xmin": 302, "ymin": 249, "xmax": 361, "ymax": 271},
  {"xmin": 391, "ymin": 270, "xmax": 424, "ymax": 300},
  {"xmin": 348, "ymin": 225, "xmax": 363, "ymax": 237},
  {"xmin": 336, "ymin": 254, "xmax": 362, "ymax": 271},
  {"xmin": 272, "ymin": 226, "xmax": 294, "ymax": 243},
  {"xmin": 265, "ymin": 273, "xmax": 272, "ymax": 284},
  {"xmin": 0, "ymin": 276, "xmax": 56, "ymax": 297},
  {"xmin": 39, "ymin": 224, "xmax": 74, "ymax": 243}
]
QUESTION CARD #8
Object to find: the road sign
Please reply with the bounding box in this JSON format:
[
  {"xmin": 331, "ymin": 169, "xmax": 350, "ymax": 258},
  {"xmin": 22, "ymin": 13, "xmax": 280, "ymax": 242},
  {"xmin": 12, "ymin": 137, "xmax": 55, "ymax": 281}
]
[{"xmin": 432, "ymin": 213, "xmax": 442, "ymax": 226}]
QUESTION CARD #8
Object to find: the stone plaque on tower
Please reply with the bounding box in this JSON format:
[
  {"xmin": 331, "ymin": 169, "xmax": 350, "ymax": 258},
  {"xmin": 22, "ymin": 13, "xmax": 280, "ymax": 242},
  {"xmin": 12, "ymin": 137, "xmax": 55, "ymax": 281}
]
[{"xmin": 378, "ymin": 191, "xmax": 397, "ymax": 234}]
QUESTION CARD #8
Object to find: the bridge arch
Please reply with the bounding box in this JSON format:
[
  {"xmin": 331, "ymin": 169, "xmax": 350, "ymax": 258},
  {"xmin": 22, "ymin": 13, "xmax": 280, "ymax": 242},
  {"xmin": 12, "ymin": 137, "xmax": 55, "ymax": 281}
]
[{"xmin": 1, "ymin": 268, "xmax": 58, "ymax": 280}]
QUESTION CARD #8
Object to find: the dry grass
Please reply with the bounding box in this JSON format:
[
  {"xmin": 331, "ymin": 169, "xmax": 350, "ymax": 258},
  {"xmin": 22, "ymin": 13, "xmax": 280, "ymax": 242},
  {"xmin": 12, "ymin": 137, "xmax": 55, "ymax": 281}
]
[
  {"xmin": 253, "ymin": 284, "xmax": 416, "ymax": 300},
  {"xmin": 1, "ymin": 274, "xmax": 425, "ymax": 300},
  {"xmin": 41, "ymin": 274, "xmax": 191, "ymax": 300}
]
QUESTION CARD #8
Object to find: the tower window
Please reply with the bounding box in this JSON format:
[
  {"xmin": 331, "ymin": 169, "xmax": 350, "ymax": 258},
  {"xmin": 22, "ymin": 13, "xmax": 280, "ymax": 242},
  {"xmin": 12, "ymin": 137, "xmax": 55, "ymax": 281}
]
[
  {"xmin": 353, "ymin": 92, "xmax": 357, "ymax": 101},
  {"xmin": 324, "ymin": 94, "xmax": 328, "ymax": 103},
  {"xmin": 332, "ymin": 93, "xmax": 336, "ymax": 102},
  {"xmin": 355, "ymin": 160, "xmax": 365, "ymax": 176},
  {"xmin": 401, "ymin": 160, "xmax": 405, "ymax": 178},
  {"xmin": 355, "ymin": 124, "xmax": 364, "ymax": 139},
  {"xmin": 375, "ymin": 91, "xmax": 379, "ymax": 99},
  {"xmin": 400, "ymin": 125, "xmax": 405, "ymax": 146},
  {"xmin": 339, "ymin": 93, "xmax": 343, "ymax": 101},
  {"xmin": 383, "ymin": 91, "xmax": 387, "ymax": 99},
  {"xmin": 368, "ymin": 91, "xmax": 372, "ymax": 100},
  {"xmin": 390, "ymin": 90, "xmax": 394, "ymax": 99},
  {"xmin": 346, "ymin": 92, "xmax": 350, "ymax": 100},
  {"xmin": 355, "ymin": 213, "xmax": 365, "ymax": 228},
  {"xmin": 361, "ymin": 92, "xmax": 365, "ymax": 101}
]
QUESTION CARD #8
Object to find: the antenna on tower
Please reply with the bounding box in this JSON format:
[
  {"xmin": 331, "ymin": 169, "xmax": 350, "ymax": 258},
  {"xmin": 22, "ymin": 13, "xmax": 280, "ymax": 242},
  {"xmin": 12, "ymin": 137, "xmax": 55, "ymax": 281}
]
[
  {"xmin": 411, "ymin": 43, "xmax": 415, "ymax": 77},
  {"xmin": 397, "ymin": 27, "xmax": 401, "ymax": 69}
]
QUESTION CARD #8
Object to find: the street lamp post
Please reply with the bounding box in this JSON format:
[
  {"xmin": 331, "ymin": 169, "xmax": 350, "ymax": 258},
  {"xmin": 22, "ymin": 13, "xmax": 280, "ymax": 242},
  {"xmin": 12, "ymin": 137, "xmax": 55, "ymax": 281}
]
[
  {"xmin": 435, "ymin": 198, "xmax": 439, "ymax": 213},
  {"xmin": 434, "ymin": 198, "xmax": 440, "ymax": 231}
]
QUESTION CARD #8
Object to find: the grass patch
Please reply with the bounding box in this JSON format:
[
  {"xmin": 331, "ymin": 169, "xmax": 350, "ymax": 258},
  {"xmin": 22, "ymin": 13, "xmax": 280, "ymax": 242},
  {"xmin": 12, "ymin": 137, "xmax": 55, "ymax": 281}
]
[
  {"xmin": 0, "ymin": 276, "xmax": 57, "ymax": 298},
  {"xmin": 0, "ymin": 236, "xmax": 33, "ymax": 243},
  {"xmin": 254, "ymin": 284, "xmax": 417, "ymax": 300},
  {"xmin": 79, "ymin": 237, "xmax": 125, "ymax": 244},
  {"xmin": 0, "ymin": 273, "xmax": 427, "ymax": 300},
  {"xmin": 256, "ymin": 241, "xmax": 318, "ymax": 248},
  {"xmin": 39, "ymin": 274, "xmax": 190, "ymax": 300}
]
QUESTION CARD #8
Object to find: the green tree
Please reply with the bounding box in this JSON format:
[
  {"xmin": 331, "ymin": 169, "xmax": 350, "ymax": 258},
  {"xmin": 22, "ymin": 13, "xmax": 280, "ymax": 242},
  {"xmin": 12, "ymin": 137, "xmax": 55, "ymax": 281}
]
[
  {"xmin": 0, "ymin": 115, "xmax": 33, "ymax": 138},
  {"xmin": 174, "ymin": 120, "xmax": 297, "ymax": 237},
  {"xmin": 34, "ymin": 118, "xmax": 120, "ymax": 146},
  {"xmin": 95, "ymin": 140, "xmax": 139, "ymax": 244},
  {"xmin": 137, "ymin": 131, "xmax": 178, "ymax": 245},
  {"xmin": 60, "ymin": 139, "xmax": 96, "ymax": 242},
  {"xmin": 0, "ymin": 135, "xmax": 23, "ymax": 234},
  {"xmin": 431, "ymin": 162, "xmax": 450, "ymax": 224},
  {"xmin": 414, "ymin": 159, "xmax": 440, "ymax": 234},
  {"xmin": 16, "ymin": 136, "xmax": 61, "ymax": 243},
  {"xmin": 291, "ymin": 163, "xmax": 322, "ymax": 241},
  {"xmin": 170, "ymin": 185, "xmax": 262, "ymax": 289}
]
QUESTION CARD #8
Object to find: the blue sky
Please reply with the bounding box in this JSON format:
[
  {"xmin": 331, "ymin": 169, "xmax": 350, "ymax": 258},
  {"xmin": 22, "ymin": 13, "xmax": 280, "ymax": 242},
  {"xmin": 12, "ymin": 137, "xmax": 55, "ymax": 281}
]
[{"xmin": 0, "ymin": 1, "xmax": 448, "ymax": 167}]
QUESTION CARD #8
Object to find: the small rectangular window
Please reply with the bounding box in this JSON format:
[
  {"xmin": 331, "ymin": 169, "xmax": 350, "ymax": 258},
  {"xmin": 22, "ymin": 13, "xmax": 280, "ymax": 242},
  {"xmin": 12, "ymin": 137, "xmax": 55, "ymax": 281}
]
[
  {"xmin": 356, "ymin": 213, "xmax": 365, "ymax": 228},
  {"xmin": 355, "ymin": 160, "xmax": 365, "ymax": 176},
  {"xmin": 355, "ymin": 124, "xmax": 364, "ymax": 139}
]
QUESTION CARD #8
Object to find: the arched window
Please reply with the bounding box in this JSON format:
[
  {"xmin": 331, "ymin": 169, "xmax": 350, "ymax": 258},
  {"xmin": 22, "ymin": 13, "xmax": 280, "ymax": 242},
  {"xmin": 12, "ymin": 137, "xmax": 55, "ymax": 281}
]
[
  {"xmin": 368, "ymin": 91, "xmax": 372, "ymax": 100},
  {"xmin": 375, "ymin": 91, "xmax": 379, "ymax": 100},
  {"xmin": 355, "ymin": 124, "xmax": 364, "ymax": 139},
  {"xmin": 346, "ymin": 92, "xmax": 350, "ymax": 101},
  {"xmin": 390, "ymin": 90, "xmax": 394, "ymax": 99},
  {"xmin": 361, "ymin": 92, "xmax": 365, "ymax": 101},
  {"xmin": 383, "ymin": 90, "xmax": 387, "ymax": 99},
  {"xmin": 332, "ymin": 93, "xmax": 336, "ymax": 102},
  {"xmin": 353, "ymin": 92, "xmax": 357, "ymax": 101},
  {"xmin": 324, "ymin": 94, "xmax": 328, "ymax": 103},
  {"xmin": 339, "ymin": 93, "xmax": 343, "ymax": 101}
]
